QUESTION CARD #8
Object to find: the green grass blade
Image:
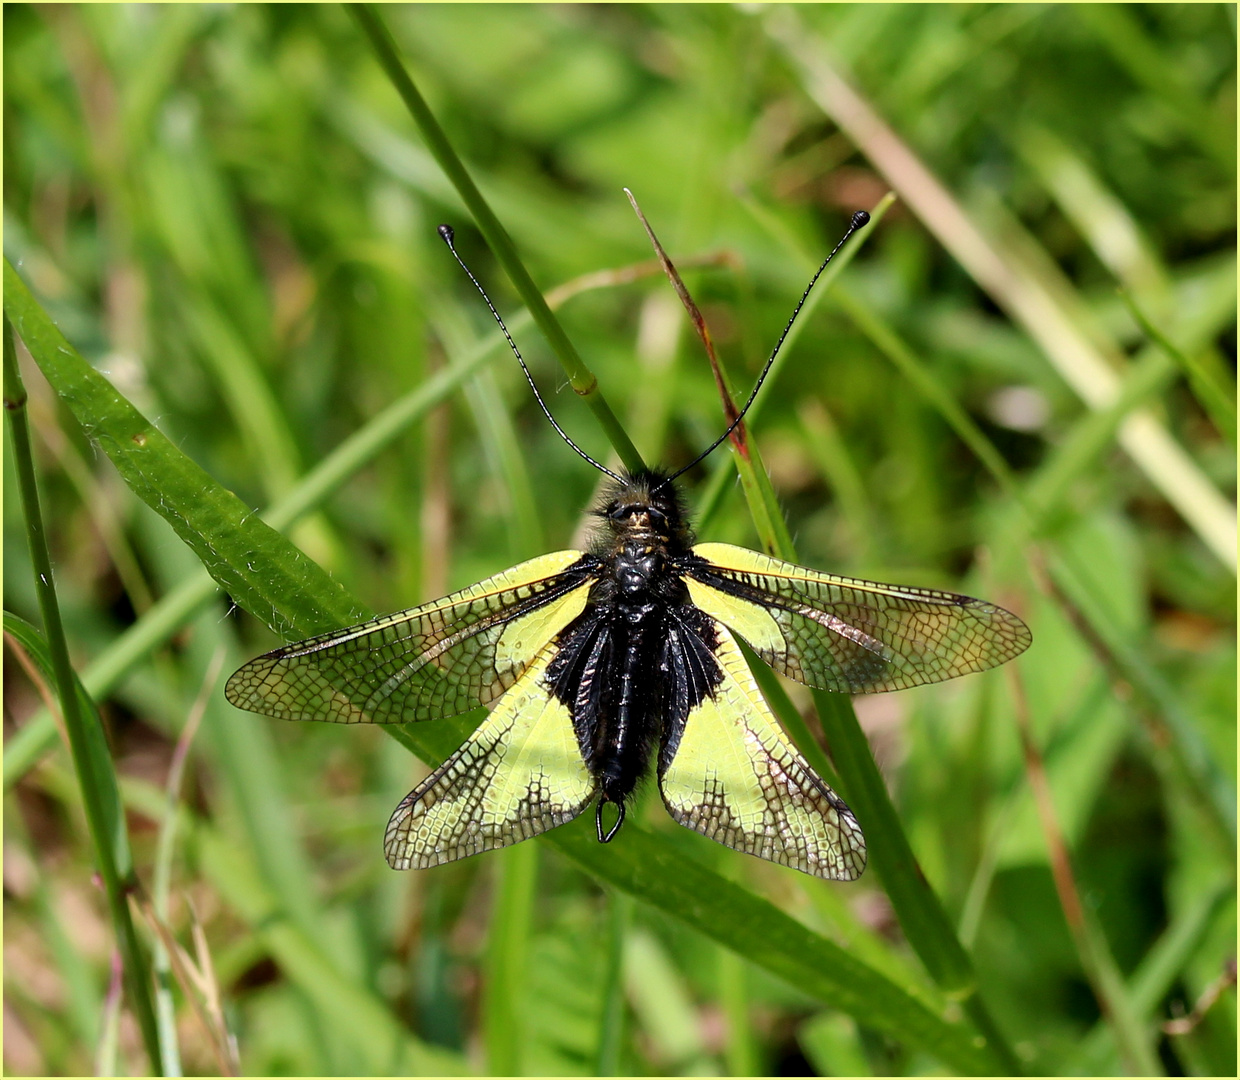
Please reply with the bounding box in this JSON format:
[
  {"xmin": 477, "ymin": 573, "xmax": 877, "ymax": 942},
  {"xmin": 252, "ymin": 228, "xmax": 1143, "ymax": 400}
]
[
  {"xmin": 797, "ymin": 400, "xmax": 884, "ymax": 568},
  {"xmin": 3, "ymin": 608, "xmax": 132, "ymax": 878},
  {"xmin": 192, "ymin": 819, "xmax": 470, "ymax": 1075},
  {"xmin": 1074, "ymin": 4, "xmax": 1236, "ymax": 174},
  {"xmin": 1075, "ymin": 907, "xmax": 1164, "ymax": 1075},
  {"xmin": 622, "ymin": 927, "xmax": 713, "ymax": 1071},
  {"xmin": 348, "ymin": 2, "xmax": 644, "ymax": 475},
  {"xmin": 6, "ymin": 259, "xmax": 362, "ymax": 1046},
  {"xmin": 6, "ymin": 311, "xmax": 161, "ymax": 1072},
  {"xmin": 834, "ymin": 283, "xmax": 1019, "ymax": 493},
  {"xmin": 1040, "ymin": 549, "xmax": 1236, "ymax": 853},
  {"xmin": 541, "ymin": 816, "xmax": 1000, "ymax": 1074},
  {"xmin": 714, "ymin": 204, "xmax": 1001, "ymax": 1019},
  {"xmin": 177, "ymin": 295, "xmax": 304, "ymax": 501},
  {"xmin": 732, "ymin": 437, "xmax": 796, "ymax": 557},
  {"xmin": 766, "ymin": 9, "xmax": 1237, "ymax": 572},
  {"xmin": 148, "ymin": 657, "xmax": 208, "ymax": 1080},
  {"xmin": 746, "ymin": 196, "xmax": 1236, "ymax": 864},
  {"xmin": 3, "ymin": 259, "xmax": 364, "ymax": 638},
  {"xmin": 483, "ymin": 844, "xmax": 537, "ymax": 1075},
  {"xmin": 1014, "ymin": 350, "xmax": 1180, "ymax": 537},
  {"xmin": 594, "ymin": 890, "xmax": 632, "ymax": 1075},
  {"xmin": 831, "ymin": 268, "xmax": 1234, "ymax": 1035},
  {"xmin": 840, "ymin": 288, "xmax": 1235, "ymax": 850},
  {"xmin": 1120, "ymin": 290, "xmax": 1237, "ymax": 446},
  {"xmin": 1071, "ymin": 876, "xmax": 1234, "ymax": 1073},
  {"xmin": 718, "ymin": 943, "xmax": 758, "ymax": 1076},
  {"xmin": 106, "ymin": 756, "xmax": 470, "ymax": 1075},
  {"xmin": 4, "ymin": 567, "xmax": 220, "ymax": 791}
]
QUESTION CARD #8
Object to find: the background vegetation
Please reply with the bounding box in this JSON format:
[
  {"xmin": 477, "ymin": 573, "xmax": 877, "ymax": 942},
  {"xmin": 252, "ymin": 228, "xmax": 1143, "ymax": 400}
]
[{"xmin": 4, "ymin": 3, "xmax": 1235, "ymax": 1075}]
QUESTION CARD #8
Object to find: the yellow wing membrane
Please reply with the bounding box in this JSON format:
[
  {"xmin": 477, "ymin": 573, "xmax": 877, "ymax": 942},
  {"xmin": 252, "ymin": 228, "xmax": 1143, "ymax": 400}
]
[
  {"xmin": 684, "ymin": 543, "xmax": 1030, "ymax": 694},
  {"xmin": 659, "ymin": 621, "xmax": 866, "ymax": 880},
  {"xmin": 225, "ymin": 551, "xmax": 595, "ymax": 724},
  {"xmin": 384, "ymin": 644, "xmax": 596, "ymax": 869}
]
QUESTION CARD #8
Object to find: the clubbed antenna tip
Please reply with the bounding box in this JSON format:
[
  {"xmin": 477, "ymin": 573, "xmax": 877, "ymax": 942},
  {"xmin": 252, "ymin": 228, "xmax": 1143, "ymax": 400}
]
[{"xmin": 656, "ymin": 207, "xmax": 872, "ymax": 490}]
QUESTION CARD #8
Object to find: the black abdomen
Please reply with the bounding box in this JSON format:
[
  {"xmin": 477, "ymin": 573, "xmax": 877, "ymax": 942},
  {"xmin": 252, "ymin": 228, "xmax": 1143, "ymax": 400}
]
[
  {"xmin": 543, "ymin": 501, "xmax": 719, "ymax": 842},
  {"xmin": 595, "ymin": 606, "xmax": 663, "ymax": 806},
  {"xmin": 544, "ymin": 601, "xmax": 665, "ymax": 811}
]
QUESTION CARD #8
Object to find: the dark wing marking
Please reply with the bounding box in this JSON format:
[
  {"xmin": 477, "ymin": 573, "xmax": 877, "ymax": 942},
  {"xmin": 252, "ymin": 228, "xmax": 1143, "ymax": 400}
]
[
  {"xmin": 544, "ymin": 607, "xmax": 615, "ymax": 768},
  {"xmin": 384, "ymin": 643, "xmax": 596, "ymax": 869},
  {"xmin": 658, "ymin": 617, "xmax": 865, "ymax": 880},
  {"xmin": 681, "ymin": 542, "xmax": 1031, "ymax": 694},
  {"xmin": 225, "ymin": 551, "xmax": 601, "ymax": 724}
]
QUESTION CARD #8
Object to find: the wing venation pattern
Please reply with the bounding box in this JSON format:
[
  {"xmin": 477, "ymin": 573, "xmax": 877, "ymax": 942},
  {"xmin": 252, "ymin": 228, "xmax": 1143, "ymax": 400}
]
[
  {"xmin": 659, "ymin": 619, "xmax": 866, "ymax": 880},
  {"xmin": 683, "ymin": 543, "xmax": 1030, "ymax": 694},
  {"xmin": 225, "ymin": 551, "xmax": 598, "ymax": 723},
  {"xmin": 384, "ymin": 644, "xmax": 596, "ymax": 868}
]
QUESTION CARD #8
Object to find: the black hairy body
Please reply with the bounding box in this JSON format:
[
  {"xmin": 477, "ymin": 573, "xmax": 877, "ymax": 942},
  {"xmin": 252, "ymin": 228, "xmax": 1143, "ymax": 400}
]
[{"xmin": 545, "ymin": 470, "xmax": 724, "ymax": 840}]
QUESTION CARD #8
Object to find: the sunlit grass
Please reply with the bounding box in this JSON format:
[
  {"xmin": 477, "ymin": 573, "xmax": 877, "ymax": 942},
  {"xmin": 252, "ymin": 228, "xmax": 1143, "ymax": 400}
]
[{"xmin": 4, "ymin": 4, "xmax": 1235, "ymax": 1075}]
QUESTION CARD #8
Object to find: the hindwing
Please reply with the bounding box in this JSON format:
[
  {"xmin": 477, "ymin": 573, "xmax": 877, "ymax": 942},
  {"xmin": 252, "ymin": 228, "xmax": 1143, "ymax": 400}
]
[
  {"xmin": 225, "ymin": 551, "xmax": 599, "ymax": 724},
  {"xmin": 681, "ymin": 542, "xmax": 1030, "ymax": 694},
  {"xmin": 658, "ymin": 618, "xmax": 866, "ymax": 880},
  {"xmin": 384, "ymin": 643, "xmax": 596, "ymax": 869}
]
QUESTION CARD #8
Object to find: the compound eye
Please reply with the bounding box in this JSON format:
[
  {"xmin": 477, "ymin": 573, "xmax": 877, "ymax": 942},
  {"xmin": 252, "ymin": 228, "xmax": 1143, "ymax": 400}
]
[
  {"xmin": 608, "ymin": 505, "xmax": 634, "ymax": 522},
  {"xmin": 647, "ymin": 508, "xmax": 668, "ymax": 530}
]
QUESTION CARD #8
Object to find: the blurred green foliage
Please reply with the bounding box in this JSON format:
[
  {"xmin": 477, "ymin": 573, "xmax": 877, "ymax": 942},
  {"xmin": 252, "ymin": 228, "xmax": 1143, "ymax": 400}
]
[{"xmin": 3, "ymin": 4, "xmax": 1235, "ymax": 1076}]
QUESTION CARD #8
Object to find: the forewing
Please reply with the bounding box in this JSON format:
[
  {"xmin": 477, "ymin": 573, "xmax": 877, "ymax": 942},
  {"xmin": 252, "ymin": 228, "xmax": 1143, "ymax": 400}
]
[
  {"xmin": 682, "ymin": 542, "xmax": 1031, "ymax": 694},
  {"xmin": 385, "ymin": 643, "xmax": 596, "ymax": 868},
  {"xmin": 659, "ymin": 619, "xmax": 866, "ymax": 881},
  {"xmin": 225, "ymin": 551, "xmax": 598, "ymax": 724}
]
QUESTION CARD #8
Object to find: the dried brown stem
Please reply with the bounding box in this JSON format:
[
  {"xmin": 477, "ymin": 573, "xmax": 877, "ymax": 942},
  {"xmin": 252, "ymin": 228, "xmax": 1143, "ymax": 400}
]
[
  {"xmin": 1162, "ymin": 956, "xmax": 1236, "ymax": 1036},
  {"xmin": 623, "ymin": 189, "xmax": 748, "ymax": 458}
]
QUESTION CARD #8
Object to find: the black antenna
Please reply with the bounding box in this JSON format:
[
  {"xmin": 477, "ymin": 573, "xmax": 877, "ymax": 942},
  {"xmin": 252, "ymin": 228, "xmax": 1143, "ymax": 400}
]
[
  {"xmin": 656, "ymin": 209, "xmax": 871, "ymax": 490},
  {"xmin": 438, "ymin": 225, "xmax": 625, "ymax": 484}
]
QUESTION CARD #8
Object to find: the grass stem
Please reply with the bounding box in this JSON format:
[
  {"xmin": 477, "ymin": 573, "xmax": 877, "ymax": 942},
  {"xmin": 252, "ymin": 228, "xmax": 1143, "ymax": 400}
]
[{"xmin": 4, "ymin": 319, "xmax": 163, "ymax": 1074}]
